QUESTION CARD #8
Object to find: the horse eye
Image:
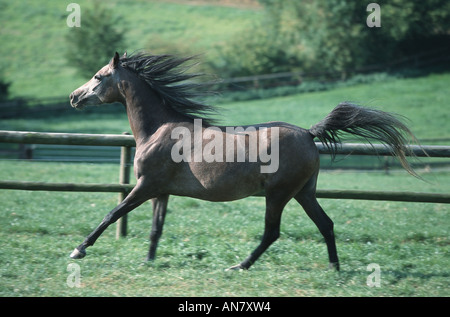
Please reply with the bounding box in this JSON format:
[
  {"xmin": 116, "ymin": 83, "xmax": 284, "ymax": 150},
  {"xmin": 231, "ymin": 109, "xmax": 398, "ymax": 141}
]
[{"xmin": 94, "ymin": 75, "xmax": 102, "ymax": 81}]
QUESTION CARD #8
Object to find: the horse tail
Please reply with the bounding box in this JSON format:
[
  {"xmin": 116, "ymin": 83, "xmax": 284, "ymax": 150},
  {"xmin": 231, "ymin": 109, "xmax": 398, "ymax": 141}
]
[{"xmin": 309, "ymin": 102, "xmax": 420, "ymax": 178}]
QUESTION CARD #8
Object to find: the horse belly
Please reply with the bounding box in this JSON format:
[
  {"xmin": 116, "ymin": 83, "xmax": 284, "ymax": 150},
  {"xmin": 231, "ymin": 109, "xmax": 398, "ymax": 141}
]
[{"xmin": 171, "ymin": 162, "xmax": 264, "ymax": 202}]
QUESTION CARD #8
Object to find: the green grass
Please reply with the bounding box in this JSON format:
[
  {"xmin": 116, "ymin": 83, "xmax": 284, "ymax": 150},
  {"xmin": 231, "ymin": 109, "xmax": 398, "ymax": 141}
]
[{"xmin": 0, "ymin": 161, "xmax": 448, "ymax": 296}]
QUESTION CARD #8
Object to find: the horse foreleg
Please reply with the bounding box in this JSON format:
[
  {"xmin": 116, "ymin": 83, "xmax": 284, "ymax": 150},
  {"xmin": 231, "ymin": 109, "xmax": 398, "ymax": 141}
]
[
  {"xmin": 146, "ymin": 194, "xmax": 169, "ymax": 261},
  {"xmin": 70, "ymin": 183, "xmax": 150, "ymax": 259}
]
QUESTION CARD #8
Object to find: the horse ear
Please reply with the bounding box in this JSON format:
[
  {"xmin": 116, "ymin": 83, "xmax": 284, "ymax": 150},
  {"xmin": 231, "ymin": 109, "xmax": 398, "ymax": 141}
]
[
  {"xmin": 122, "ymin": 51, "xmax": 127, "ymax": 59},
  {"xmin": 110, "ymin": 52, "xmax": 120, "ymax": 69}
]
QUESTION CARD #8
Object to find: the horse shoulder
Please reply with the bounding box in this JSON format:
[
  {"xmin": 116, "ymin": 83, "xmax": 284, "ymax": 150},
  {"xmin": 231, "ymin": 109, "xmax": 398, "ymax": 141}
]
[{"xmin": 134, "ymin": 126, "xmax": 177, "ymax": 178}]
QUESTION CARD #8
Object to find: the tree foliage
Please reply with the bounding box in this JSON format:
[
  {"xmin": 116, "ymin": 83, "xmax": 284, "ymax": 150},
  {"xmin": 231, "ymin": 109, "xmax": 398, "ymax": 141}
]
[
  {"xmin": 0, "ymin": 78, "xmax": 10, "ymax": 101},
  {"xmin": 65, "ymin": 1, "xmax": 125, "ymax": 79},
  {"xmin": 212, "ymin": 0, "xmax": 450, "ymax": 78}
]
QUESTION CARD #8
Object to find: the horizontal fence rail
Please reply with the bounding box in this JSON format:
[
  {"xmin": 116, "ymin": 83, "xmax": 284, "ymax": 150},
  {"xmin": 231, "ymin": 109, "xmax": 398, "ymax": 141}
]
[
  {"xmin": 0, "ymin": 130, "xmax": 449, "ymax": 204},
  {"xmin": 0, "ymin": 130, "xmax": 136, "ymax": 147},
  {"xmin": 0, "ymin": 181, "xmax": 448, "ymax": 204},
  {"xmin": 0, "ymin": 181, "xmax": 133, "ymax": 193},
  {"xmin": 319, "ymin": 143, "xmax": 450, "ymax": 158},
  {"xmin": 1, "ymin": 130, "xmax": 449, "ymax": 157}
]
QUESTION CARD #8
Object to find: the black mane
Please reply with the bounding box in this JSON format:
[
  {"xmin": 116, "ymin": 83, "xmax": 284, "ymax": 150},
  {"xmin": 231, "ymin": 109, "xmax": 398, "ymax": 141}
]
[{"xmin": 118, "ymin": 52, "xmax": 218, "ymax": 125}]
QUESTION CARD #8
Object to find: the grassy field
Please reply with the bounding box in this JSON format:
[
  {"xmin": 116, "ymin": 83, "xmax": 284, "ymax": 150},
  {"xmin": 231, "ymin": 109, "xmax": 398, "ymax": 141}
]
[
  {"xmin": 0, "ymin": 161, "xmax": 448, "ymax": 297},
  {"xmin": 0, "ymin": 72, "xmax": 449, "ymax": 297}
]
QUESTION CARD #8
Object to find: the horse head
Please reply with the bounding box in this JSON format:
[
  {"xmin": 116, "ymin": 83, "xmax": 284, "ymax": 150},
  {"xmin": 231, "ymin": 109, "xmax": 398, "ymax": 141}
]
[{"xmin": 69, "ymin": 52, "xmax": 126, "ymax": 108}]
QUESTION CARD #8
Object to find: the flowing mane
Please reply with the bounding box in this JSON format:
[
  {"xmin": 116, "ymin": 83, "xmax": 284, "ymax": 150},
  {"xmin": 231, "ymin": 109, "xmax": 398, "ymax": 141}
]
[{"xmin": 119, "ymin": 52, "xmax": 218, "ymax": 125}]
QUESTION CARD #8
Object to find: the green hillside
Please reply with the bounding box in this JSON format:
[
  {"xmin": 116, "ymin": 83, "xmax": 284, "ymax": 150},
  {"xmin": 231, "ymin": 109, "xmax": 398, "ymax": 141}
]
[{"xmin": 0, "ymin": 0, "xmax": 261, "ymax": 99}]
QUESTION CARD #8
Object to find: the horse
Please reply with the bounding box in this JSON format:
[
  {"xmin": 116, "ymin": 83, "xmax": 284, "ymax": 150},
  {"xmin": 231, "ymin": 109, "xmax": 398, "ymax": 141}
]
[{"xmin": 69, "ymin": 52, "xmax": 419, "ymax": 271}]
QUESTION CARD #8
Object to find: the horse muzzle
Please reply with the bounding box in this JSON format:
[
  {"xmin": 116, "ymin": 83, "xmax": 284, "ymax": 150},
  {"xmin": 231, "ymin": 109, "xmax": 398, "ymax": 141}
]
[
  {"xmin": 69, "ymin": 90, "xmax": 100, "ymax": 109},
  {"xmin": 69, "ymin": 91, "xmax": 81, "ymax": 108}
]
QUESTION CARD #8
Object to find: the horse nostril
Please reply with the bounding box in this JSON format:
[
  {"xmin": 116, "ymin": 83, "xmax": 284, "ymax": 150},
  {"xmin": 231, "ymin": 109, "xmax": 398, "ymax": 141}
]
[{"xmin": 69, "ymin": 92, "xmax": 79, "ymax": 106}]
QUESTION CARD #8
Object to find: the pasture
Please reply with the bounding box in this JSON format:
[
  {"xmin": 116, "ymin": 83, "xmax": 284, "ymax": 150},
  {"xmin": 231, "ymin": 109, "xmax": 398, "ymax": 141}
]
[
  {"xmin": 0, "ymin": 162, "xmax": 448, "ymax": 296},
  {"xmin": 0, "ymin": 74, "xmax": 449, "ymax": 297}
]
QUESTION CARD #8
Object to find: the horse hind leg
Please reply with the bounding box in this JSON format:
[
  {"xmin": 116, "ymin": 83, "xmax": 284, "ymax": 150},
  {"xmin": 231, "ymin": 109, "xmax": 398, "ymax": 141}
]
[
  {"xmin": 147, "ymin": 194, "xmax": 169, "ymax": 261},
  {"xmin": 294, "ymin": 185, "xmax": 340, "ymax": 271},
  {"xmin": 227, "ymin": 191, "xmax": 289, "ymax": 271}
]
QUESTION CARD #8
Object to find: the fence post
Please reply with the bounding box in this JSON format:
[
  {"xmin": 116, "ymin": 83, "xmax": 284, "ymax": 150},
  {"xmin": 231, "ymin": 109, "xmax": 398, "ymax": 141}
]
[{"xmin": 116, "ymin": 132, "xmax": 132, "ymax": 239}]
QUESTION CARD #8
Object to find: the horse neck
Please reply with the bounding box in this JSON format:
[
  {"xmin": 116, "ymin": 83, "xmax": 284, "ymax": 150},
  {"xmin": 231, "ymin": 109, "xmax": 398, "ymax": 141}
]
[{"xmin": 121, "ymin": 78, "xmax": 184, "ymax": 146}]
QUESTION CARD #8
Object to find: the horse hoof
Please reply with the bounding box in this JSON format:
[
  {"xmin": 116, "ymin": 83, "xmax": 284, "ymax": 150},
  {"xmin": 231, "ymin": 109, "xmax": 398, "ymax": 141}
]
[
  {"xmin": 328, "ymin": 262, "xmax": 340, "ymax": 271},
  {"xmin": 70, "ymin": 247, "xmax": 86, "ymax": 259},
  {"xmin": 225, "ymin": 264, "xmax": 245, "ymax": 271}
]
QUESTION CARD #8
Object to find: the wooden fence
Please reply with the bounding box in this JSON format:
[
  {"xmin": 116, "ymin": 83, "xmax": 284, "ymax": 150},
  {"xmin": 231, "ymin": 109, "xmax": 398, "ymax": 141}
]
[{"xmin": 0, "ymin": 130, "xmax": 449, "ymax": 237}]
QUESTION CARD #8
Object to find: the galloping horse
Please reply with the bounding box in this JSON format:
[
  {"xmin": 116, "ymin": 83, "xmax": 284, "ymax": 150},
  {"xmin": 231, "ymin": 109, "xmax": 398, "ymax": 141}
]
[{"xmin": 69, "ymin": 52, "xmax": 418, "ymax": 270}]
